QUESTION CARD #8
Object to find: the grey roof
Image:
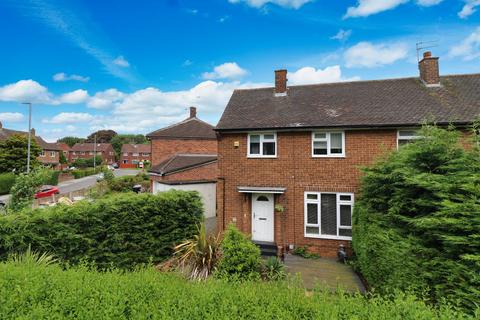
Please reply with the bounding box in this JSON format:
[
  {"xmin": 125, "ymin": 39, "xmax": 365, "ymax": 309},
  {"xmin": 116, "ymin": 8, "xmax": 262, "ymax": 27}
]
[
  {"xmin": 216, "ymin": 74, "xmax": 480, "ymax": 131},
  {"xmin": 149, "ymin": 153, "xmax": 217, "ymax": 175},
  {"xmin": 147, "ymin": 117, "xmax": 216, "ymax": 140},
  {"xmin": 0, "ymin": 127, "xmax": 60, "ymax": 150}
]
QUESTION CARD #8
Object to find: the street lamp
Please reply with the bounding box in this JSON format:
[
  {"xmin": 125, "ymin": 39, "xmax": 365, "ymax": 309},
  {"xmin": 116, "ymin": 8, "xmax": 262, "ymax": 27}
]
[{"xmin": 21, "ymin": 102, "xmax": 32, "ymax": 173}]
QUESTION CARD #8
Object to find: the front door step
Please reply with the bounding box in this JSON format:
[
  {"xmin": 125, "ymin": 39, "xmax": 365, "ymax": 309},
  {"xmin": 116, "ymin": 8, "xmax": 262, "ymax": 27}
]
[{"xmin": 253, "ymin": 241, "xmax": 277, "ymax": 257}]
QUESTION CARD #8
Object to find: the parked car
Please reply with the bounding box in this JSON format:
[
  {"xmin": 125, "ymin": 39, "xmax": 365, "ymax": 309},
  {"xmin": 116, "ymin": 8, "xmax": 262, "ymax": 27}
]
[
  {"xmin": 35, "ymin": 186, "xmax": 60, "ymax": 199},
  {"xmin": 107, "ymin": 165, "xmax": 115, "ymax": 171},
  {"xmin": 112, "ymin": 163, "xmax": 119, "ymax": 169}
]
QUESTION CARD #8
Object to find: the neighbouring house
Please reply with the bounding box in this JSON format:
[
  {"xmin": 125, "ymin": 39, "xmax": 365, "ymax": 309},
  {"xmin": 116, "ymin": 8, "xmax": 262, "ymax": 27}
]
[
  {"xmin": 120, "ymin": 144, "xmax": 151, "ymax": 168},
  {"xmin": 215, "ymin": 51, "xmax": 480, "ymax": 258},
  {"xmin": 55, "ymin": 142, "xmax": 72, "ymax": 163},
  {"xmin": 147, "ymin": 107, "xmax": 218, "ymax": 219},
  {"xmin": 0, "ymin": 123, "xmax": 62, "ymax": 170},
  {"xmin": 70, "ymin": 143, "xmax": 115, "ymax": 165}
]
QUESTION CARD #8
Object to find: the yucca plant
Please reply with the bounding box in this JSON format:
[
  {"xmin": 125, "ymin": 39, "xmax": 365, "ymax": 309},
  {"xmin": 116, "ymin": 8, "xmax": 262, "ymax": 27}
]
[
  {"xmin": 9, "ymin": 245, "xmax": 57, "ymax": 266},
  {"xmin": 160, "ymin": 223, "xmax": 221, "ymax": 280},
  {"xmin": 262, "ymin": 256, "xmax": 286, "ymax": 281}
]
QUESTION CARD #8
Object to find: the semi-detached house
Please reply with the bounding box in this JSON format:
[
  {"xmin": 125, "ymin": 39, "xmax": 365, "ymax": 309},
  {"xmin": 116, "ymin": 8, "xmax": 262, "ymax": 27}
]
[{"xmin": 215, "ymin": 51, "xmax": 480, "ymax": 257}]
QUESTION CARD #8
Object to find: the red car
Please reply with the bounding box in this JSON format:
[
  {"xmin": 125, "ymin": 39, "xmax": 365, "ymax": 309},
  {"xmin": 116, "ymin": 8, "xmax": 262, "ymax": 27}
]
[{"xmin": 35, "ymin": 186, "xmax": 60, "ymax": 199}]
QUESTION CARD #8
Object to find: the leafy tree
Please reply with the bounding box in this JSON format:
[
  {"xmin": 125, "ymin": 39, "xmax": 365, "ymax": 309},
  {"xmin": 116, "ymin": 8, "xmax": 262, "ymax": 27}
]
[
  {"xmin": 8, "ymin": 168, "xmax": 51, "ymax": 212},
  {"xmin": 85, "ymin": 130, "xmax": 117, "ymax": 143},
  {"xmin": 59, "ymin": 152, "xmax": 68, "ymax": 165},
  {"xmin": 110, "ymin": 134, "xmax": 148, "ymax": 158},
  {"xmin": 0, "ymin": 134, "xmax": 41, "ymax": 173},
  {"xmin": 57, "ymin": 136, "xmax": 85, "ymax": 147},
  {"xmin": 72, "ymin": 156, "xmax": 102, "ymax": 168},
  {"xmin": 353, "ymin": 124, "xmax": 480, "ymax": 311}
]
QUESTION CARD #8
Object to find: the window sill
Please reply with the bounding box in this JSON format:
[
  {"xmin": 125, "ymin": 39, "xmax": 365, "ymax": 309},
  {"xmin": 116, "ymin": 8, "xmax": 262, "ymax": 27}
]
[
  {"xmin": 311, "ymin": 155, "xmax": 346, "ymax": 158},
  {"xmin": 247, "ymin": 155, "xmax": 277, "ymax": 159},
  {"xmin": 304, "ymin": 234, "xmax": 352, "ymax": 241}
]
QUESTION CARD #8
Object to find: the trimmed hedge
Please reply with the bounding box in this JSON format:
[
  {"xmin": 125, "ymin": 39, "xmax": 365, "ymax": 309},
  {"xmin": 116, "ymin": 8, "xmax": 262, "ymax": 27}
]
[
  {"xmin": 0, "ymin": 173, "xmax": 15, "ymax": 195},
  {"xmin": 108, "ymin": 173, "xmax": 150, "ymax": 192},
  {"xmin": 71, "ymin": 168, "xmax": 97, "ymax": 179},
  {"xmin": 44, "ymin": 170, "xmax": 60, "ymax": 186},
  {"xmin": 0, "ymin": 262, "xmax": 472, "ymax": 319},
  {"xmin": 0, "ymin": 191, "xmax": 203, "ymax": 269}
]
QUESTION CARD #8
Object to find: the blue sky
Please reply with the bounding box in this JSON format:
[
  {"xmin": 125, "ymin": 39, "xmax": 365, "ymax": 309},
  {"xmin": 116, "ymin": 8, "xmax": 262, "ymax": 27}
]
[{"xmin": 0, "ymin": 0, "xmax": 479, "ymax": 141}]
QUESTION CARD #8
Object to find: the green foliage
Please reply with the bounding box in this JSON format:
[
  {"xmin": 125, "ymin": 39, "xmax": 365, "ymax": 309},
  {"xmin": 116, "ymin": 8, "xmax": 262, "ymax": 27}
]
[
  {"xmin": 216, "ymin": 224, "xmax": 261, "ymax": 281},
  {"xmin": 0, "ymin": 134, "xmax": 41, "ymax": 173},
  {"xmin": 59, "ymin": 151, "xmax": 68, "ymax": 164},
  {"xmin": 0, "ymin": 191, "xmax": 203, "ymax": 269},
  {"xmin": 57, "ymin": 136, "xmax": 85, "ymax": 147},
  {"xmin": 72, "ymin": 156, "xmax": 102, "ymax": 168},
  {"xmin": 108, "ymin": 173, "xmax": 150, "ymax": 192},
  {"xmin": 44, "ymin": 170, "xmax": 60, "ymax": 186},
  {"xmin": 353, "ymin": 124, "xmax": 480, "ymax": 311},
  {"xmin": 293, "ymin": 246, "xmax": 320, "ymax": 259},
  {"xmin": 8, "ymin": 168, "xmax": 51, "ymax": 212},
  {"xmin": 0, "ymin": 173, "xmax": 15, "ymax": 195},
  {"xmin": 85, "ymin": 130, "xmax": 117, "ymax": 143},
  {"xmin": 71, "ymin": 168, "xmax": 97, "ymax": 179},
  {"xmin": 102, "ymin": 168, "xmax": 115, "ymax": 184},
  {"xmin": 110, "ymin": 134, "xmax": 148, "ymax": 159},
  {"xmin": 0, "ymin": 261, "xmax": 473, "ymax": 319},
  {"xmin": 261, "ymin": 257, "xmax": 286, "ymax": 281},
  {"xmin": 9, "ymin": 246, "xmax": 57, "ymax": 266}
]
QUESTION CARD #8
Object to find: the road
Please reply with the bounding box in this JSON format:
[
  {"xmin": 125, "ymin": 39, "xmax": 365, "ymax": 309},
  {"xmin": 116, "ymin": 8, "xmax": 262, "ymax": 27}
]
[{"xmin": 0, "ymin": 169, "xmax": 140, "ymax": 203}]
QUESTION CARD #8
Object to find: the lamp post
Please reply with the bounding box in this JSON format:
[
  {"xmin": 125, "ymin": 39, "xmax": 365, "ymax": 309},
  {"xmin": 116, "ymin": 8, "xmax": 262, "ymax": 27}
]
[
  {"xmin": 93, "ymin": 134, "xmax": 97, "ymax": 173},
  {"xmin": 21, "ymin": 102, "xmax": 32, "ymax": 173}
]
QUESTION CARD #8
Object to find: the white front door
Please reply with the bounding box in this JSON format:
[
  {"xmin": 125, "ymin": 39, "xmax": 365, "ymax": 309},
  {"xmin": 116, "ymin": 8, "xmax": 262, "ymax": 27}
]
[{"xmin": 251, "ymin": 193, "xmax": 274, "ymax": 242}]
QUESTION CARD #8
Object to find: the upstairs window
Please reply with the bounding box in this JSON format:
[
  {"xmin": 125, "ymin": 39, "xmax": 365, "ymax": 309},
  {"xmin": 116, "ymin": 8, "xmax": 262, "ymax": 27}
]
[
  {"xmin": 49, "ymin": 151, "xmax": 56, "ymax": 157},
  {"xmin": 39, "ymin": 151, "xmax": 45, "ymax": 157},
  {"xmin": 397, "ymin": 130, "xmax": 421, "ymax": 147},
  {"xmin": 248, "ymin": 133, "xmax": 277, "ymax": 158},
  {"xmin": 132, "ymin": 152, "xmax": 139, "ymax": 157},
  {"xmin": 312, "ymin": 132, "xmax": 345, "ymax": 157}
]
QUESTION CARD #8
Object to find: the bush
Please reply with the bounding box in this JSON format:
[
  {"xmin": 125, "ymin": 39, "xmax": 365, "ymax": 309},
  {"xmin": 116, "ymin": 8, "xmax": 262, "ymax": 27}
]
[
  {"xmin": 71, "ymin": 168, "xmax": 96, "ymax": 179},
  {"xmin": 352, "ymin": 125, "xmax": 480, "ymax": 311},
  {"xmin": 108, "ymin": 173, "xmax": 150, "ymax": 192},
  {"xmin": 72, "ymin": 156, "xmax": 102, "ymax": 168},
  {"xmin": 44, "ymin": 170, "xmax": 60, "ymax": 186},
  {"xmin": 0, "ymin": 173, "xmax": 15, "ymax": 195},
  {"xmin": 8, "ymin": 169, "xmax": 52, "ymax": 212},
  {"xmin": 261, "ymin": 257, "xmax": 286, "ymax": 281},
  {"xmin": 292, "ymin": 246, "xmax": 320, "ymax": 259},
  {"xmin": 216, "ymin": 224, "xmax": 261, "ymax": 281},
  {"xmin": 0, "ymin": 190, "xmax": 203, "ymax": 269},
  {"xmin": 0, "ymin": 261, "xmax": 473, "ymax": 319}
]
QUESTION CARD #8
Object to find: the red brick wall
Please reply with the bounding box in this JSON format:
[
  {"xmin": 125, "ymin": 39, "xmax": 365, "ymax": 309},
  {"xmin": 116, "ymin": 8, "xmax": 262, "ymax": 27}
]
[
  {"xmin": 70, "ymin": 150, "xmax": 115, "ymax": 165},
  {"xmin": 38, "ymin": 150, "xmax": 60, "ymax": 166},
  {"xmin": 151, "ymin": 161, "xmax": 218, "ymax": 183},
  {"xmin": 120, "ymin": 153, "xmax": 151, "ymax": 168},
  {"xmin": 216, "ymin": 130, "xmax": 397, "ymax": 258},
  {"xmin": 150, "ymin": 138, "xmax": 217, "ymax": 166}
]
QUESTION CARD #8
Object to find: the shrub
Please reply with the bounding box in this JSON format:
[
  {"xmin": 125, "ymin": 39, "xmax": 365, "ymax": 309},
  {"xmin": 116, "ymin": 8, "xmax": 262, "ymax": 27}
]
[
  {"xmin": 72, "ymin": 156, "xmax": 102, "ymax": 168},
  {"xmin": 0, "ymin": 261, "xmax": 473, "ymax": 319},
  {"xmin": 0, "ymin": 173, "xmax": 15, "ymax": 195},
  {"xmin": 108, "ymin": 173, "xmax": 150, "ymax": 192},
  {"xmin": 261, "ymin": 257, "xmax": 286, "ymax": 281},
  {"xmin": 44, "ymin": 170, "xmax": 60, "ymax": 186},
  {"xmin": 8, "ymin": 168, "xmax": 52, "ymax": 212},
  {"xmin": 292, "ymin": 246, "xmax": 320, "ymax": 259},
  {"xmin": 0, "ymin": 190, "xmax": 203, "ymax": 269},
  {"xmin": 71, "ymin": 168, "xmax": 96, "ymax": 179},
  {"xmin": 352, "ymin": 124, "xmax": 480, "ymax": 311},
  {"xmin": 216, "ymin": 224, "xmax": 261, "ymax": 281}
]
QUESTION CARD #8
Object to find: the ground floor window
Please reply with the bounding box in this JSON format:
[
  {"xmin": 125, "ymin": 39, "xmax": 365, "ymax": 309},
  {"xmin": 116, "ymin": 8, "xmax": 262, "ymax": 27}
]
[
  {"xmin": 123, "ymin": 160, "xmax": 128, "ymax": 164},
  {"xmin": 304, "ymin": 192, "xmax": 353, "ymax": 240}
]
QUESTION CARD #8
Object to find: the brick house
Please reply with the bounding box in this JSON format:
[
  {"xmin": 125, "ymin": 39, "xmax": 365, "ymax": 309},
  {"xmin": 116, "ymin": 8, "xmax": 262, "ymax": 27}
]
[
  {"xmin": 0, "ymin": 123, "xmax": 62, "ymax": 169},
  {"xmin": 215, "ymin": 52, "xmax": 480, "ymax": 258},
  {"xmin": 55, "ymin": 143, "xmax": 71, "ymax": 163},
  {"xmin": 119, "ymin": 144, "xmax": 151, "ymax": 168},
  {"xmin": 70, "ymin": 143, "xmax": 115, "ymax": 165},
  {"xmin": 147, "ymin": 107, "xmax": 218, "ymax": 218}
]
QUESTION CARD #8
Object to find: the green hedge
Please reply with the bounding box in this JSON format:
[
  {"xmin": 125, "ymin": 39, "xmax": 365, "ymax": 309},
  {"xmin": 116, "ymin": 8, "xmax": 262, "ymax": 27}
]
[
  {"xmin": 0, "ymin": 173, "xmax": 15, "ymax": 195},
  {"xmin": 71, "ymin": 168, "xmax": 97, "ymax": 179},
  {"xmin": 352, "ymin": 125, "xmax": 480, "ymax": 311},
  {"xmin": 44, "ymin": 170, "xmax": 60, "ymax": 186},
  {"xmin": 0, "ymin": 262, "xmax": 471, "ymax": 319},
  {"xmin": 108, "ymin": 173, "xmax": 150, "ymax": 192},
  {"xmin": 0, "ymin": 191, "xmax": 203, "ymax": 269}
]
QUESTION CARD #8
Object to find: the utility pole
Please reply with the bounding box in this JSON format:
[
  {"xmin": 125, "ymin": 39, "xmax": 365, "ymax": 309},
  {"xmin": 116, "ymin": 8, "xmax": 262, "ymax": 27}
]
[
  {"xmin": 21, "ymin": 102, "xmax": 32, "ymax": 173},
  {"xmin": 93, "ymin": 134, "xmax": 97, "ymax": 173}
]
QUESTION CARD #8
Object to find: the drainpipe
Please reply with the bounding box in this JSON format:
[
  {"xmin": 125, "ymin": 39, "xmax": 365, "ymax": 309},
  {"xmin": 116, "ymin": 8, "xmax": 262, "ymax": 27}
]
[{"xmin": 218, "ymin": 177, "xmax": 226, "ymax": 231}]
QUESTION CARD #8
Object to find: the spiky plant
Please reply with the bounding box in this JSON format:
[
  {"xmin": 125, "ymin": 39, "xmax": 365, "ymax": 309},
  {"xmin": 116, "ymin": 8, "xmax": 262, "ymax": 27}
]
[
  {"xmin": 9, "ymin": 245, "xmax": 57, "ymax": 266},
  {"xmin": 160, "ymin": 223, "xmax": 221, "ymax": 280}
]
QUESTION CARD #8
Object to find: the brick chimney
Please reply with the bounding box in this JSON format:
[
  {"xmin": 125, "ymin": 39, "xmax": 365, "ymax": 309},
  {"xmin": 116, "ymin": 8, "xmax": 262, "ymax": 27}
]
[
  {"xmin": 275, "ymin": 69, "xmax": 288, "ymax": 96},
  {"xmin": 31, "ymin": 128, "xmax": 35, "ymax": 136},
  {"xmin": 0, "ymin": 121, "xmax": 2, "ymax": 129},
  {"xmin": 190, "ymin": 106, "xmax": 197, "ymax": 118},
  {"xmin": 419, "ymin": 51, "xmax": 440, "ymax": 86}
]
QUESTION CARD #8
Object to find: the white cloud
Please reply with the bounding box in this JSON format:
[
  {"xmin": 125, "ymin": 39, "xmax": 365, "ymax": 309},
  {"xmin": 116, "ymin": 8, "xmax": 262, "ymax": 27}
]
[
  {"xmin": 344, "ymin": 42, "xmax": 408, "ymax": 68},
  {"xmin": 183, "ymin": 59, "xmax": 193, "ymax": 66},
  {"xmin": 416, "ymin": 0, "xmax": 443, "ymax": 6},
  {"xmin": 87, "ymin": 89, "xmax": 126, "ymax": 109},
  {"xmin": 53, "ymin": 72, "xmax": 90, "ymax": 82},
  {"xmin": 449, "ymin": 27, "xmax": 480, "ymax": 60},
  {"xmin": 458, "ymin": 0, "xmax": 480, "ymax": 18},
  {"xmin": 58, "ymin": 89, "xmax": 89, "ymax": 104},
  {"xmin": 0, "ymin": 80, "xmax": 53, "ymax": 104},
  {"xmin": 202, "ymin": 62, "xmax": 248, "ymax": 80},
  {"xmin": 330, "ymin": 29, "xmax": 352, "ymax": 42},
  {"xmin": 288, "ymin": 66, "xmax": 359, "ymax": 85},
  {"xmin": 45, "ymin": 112, "xmax": 95, "ymax": 124},
  {"xmin": 228, "ymin": 0, "xmax": 312, "ymax": 9},
  {"xmin": 113, "ymin": 56, "xmax": 130, "ymax": 68},
  {"xmin": 0, "ymin": 112, "xmax": 24, "ymax": 122},
  {"xmin": 344, "ymin": 0, "xmax": 442, "ymax": 18}
]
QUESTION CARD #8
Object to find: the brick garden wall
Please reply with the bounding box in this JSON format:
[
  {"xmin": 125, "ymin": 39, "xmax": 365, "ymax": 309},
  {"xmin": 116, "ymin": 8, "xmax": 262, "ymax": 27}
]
[{"xmin": 150, "ymin": 138, "xmax": 217, "ymax": 166}]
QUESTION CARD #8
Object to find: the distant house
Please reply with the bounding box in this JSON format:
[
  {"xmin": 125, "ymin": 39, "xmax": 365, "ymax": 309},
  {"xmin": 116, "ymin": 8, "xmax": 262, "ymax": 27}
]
[
  {"xmin": 215, "ymin": 51, "xmax": 480, "ymax": 257},
  {"xmin": 70, "ymin": 143, "xmax": 115, "ymax": 165},
  {"xmin": 55, "ymin": 143, "xmax": 71, "ymax": 163},
  {"xmin": 120, "ymin": 144, "xmax": 151, "ymax": 168},
  {"xmin": 0, "ymin": 122, "xmax": 62, "ymax": 169},
  {"xmin": 147, "ymin": 107, "xmax": 218, "ymax": 219}
]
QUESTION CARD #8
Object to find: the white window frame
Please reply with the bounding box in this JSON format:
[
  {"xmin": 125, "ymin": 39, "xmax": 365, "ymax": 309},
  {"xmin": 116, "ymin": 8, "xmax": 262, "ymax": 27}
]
[
  {"xmin": 247, "ymin": 132, "xmax": 277, "ymax": 158},
  {"xmin": 132, "ymin": 152, "xmax": 139, "ymax": 157},
  {"xmin": 49, "ymin": 151, "xmax": 56, "ymax": 157},
  {"xmin": 304, "ymin": 192, "xmax": 354, "ymax": 240},
  {"xmin": 397, "ymin": 129, "xmax": 421, "ymax": 149},
  {"xmin": 141, "ymin": 152, "xmax": 150, "ymax": 157},
  {"xmin": 39, "ymin": 151, "xmax": 46, "ymax": 157},
  {"xmin": 311, "ymin": 131, "xmax": 345, "ymax": 158}
]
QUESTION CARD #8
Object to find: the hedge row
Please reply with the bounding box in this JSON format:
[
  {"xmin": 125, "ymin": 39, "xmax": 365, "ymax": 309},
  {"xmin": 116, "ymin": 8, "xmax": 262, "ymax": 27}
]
[
  {"xmin": 71, "ymin": 168, "xmax": 97, "ymax": 179},
  {"xmin": 0, "ymin": 173, "xmax": 15, "ymax": 195},
  {"xmin": 0, "ymin": 191, "xmax": 203, "ymax": 269},
  {"xmin": 44, "ymin": 170, "xmax": 60, "ymax": 186},
  {"xmin": 0, "ymin": 262, "xmax": 471, "ymax": 319}
]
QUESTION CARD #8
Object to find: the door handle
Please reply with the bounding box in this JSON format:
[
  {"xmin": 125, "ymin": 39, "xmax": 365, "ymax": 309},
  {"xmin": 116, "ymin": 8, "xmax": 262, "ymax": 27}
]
[{"xmin": 259, "ymin": 218, "xmax": 267, "ymax": 221}]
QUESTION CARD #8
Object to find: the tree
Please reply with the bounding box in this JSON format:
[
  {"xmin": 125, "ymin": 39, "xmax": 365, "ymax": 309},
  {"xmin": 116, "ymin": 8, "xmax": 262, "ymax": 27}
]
[
  {"xmin": 59, "ymin": 152, "xmax": 68, "ymax": 165},
  {"xmin": 85, "ymin": 130, "xmax": 117, "ymax": 143},
  {"xmin": 110, "ymin": 134, "xmax": 148, "ymax": 158},
  {"xmin": 0, "ymin": 134, "xmax": 42, "ymax": 173},
  {"xmin": 57, "ymin": 136, "xmax": 85, "ymax": 147},
  {"xmin": 8, "ymin": 168, "xmax": 51, "ymax": 212}
]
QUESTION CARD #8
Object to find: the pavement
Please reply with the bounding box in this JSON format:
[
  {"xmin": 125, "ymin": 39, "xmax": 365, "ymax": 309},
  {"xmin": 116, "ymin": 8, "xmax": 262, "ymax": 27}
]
[{"xmin": 0, "ymin": 169, "xmax": 140, "ymax": 203}]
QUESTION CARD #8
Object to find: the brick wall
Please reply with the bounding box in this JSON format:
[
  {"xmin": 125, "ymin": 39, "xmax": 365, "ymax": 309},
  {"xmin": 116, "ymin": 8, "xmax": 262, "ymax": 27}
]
[
  {"xmin": 70, "ymin": 150, "xmax": 115, "ymax": 165},
  {"xmin": 120, "ymin": 153, "xmax": 151, "ymax": 168},
  {"xmin": 150, "ymin": 138, "xmax": 217, "ymax": 166},
  {"xmin": 38, "ymin": 150, "xmax": 60, "ymax": 168},
  {"xmin": 151, "ymin": 161, "xmax": 218, "ymax": 183},
  {"xmin": 216, "ymin": 129, "xmax": 397, "ymax": 257}
]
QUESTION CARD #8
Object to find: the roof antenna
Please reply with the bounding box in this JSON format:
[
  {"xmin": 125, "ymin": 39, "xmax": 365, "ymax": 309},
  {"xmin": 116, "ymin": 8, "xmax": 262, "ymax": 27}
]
[{"xmin": 416, "ymin": 40, "xmax": 439, "ymax": 66}]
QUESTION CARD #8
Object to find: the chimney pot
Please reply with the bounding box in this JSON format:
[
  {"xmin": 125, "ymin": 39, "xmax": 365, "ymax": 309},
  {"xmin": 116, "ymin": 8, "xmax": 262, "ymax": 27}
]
[
  {"xmin": 0, "ymin": 121, "xmax": 2, "ymax": 129},
  {"xmin": 190, "ymin": 106, "xmax": 197, "ymax": 118},
  {"xmin": 419, "ymin": 51, "xmax": 440, "ymax": 86},
  {"xmin": 274, "ymin": 69, "xmax": 288, "ymax": 96},
  {"xmin": 31, "ymin": 128, "xmax": 35, "ymax": 136}
]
